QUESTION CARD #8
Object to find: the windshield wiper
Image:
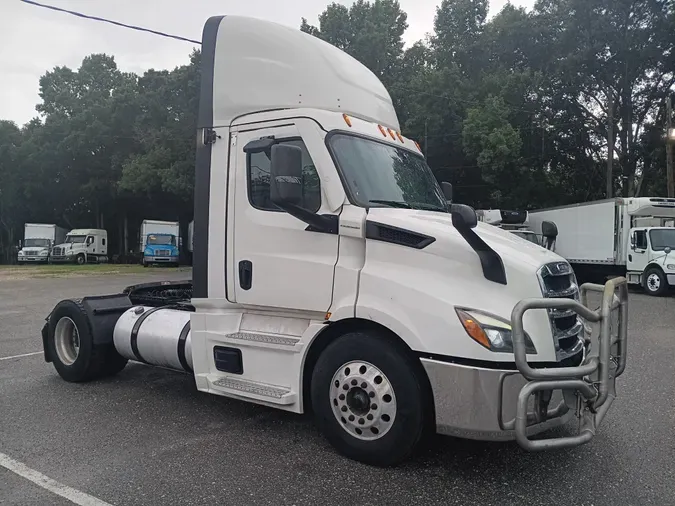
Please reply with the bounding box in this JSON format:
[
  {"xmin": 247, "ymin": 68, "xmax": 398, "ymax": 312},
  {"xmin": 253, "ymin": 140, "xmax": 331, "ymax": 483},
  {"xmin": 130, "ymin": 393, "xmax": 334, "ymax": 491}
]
[
  {"xmin": 369, "ymin": 199, "xmax": 447, "ymax": 212},
  {"xmin": 368, "ymin": 199, "xmax": 414, "ymax": 209}
]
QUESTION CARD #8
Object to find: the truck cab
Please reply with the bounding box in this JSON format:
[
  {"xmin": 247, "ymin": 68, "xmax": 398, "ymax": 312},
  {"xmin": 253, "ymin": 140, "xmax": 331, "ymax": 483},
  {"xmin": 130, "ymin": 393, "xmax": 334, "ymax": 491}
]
[
  {"xmin": 40, "ymin": 15, "xmax": 629, "ymax": 467},
  {"xmin": 51, "ymin": 228, "xmax": 108, "ymax": 264},
  {"xmin": 628, "ymin": 226, "xmax": 675, "ymax": 295},
  {"xmin": 17, "ymin": 223, "xmax": 67, "ymax": 264}
]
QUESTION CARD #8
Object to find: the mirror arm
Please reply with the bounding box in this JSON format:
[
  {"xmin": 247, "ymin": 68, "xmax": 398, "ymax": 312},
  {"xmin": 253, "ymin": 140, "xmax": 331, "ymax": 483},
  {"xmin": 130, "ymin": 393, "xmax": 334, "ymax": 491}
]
[{"xmin": 275, "ymin": 201, "xmax": 338, "ymax": 234}]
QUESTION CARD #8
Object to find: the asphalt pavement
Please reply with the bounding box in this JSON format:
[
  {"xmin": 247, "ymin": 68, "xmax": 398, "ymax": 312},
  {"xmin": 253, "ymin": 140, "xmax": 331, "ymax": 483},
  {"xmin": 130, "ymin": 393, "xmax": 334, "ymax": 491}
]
[{"xmin": 1, "ymin": 273, "xmax": 674, "ymax": 505}]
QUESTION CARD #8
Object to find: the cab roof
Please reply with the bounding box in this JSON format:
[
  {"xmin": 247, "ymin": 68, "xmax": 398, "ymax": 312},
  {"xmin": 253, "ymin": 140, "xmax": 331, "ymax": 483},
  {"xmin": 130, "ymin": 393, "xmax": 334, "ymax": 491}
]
[{"xmin": 199, "ymin": 15, "xmax": 400, "ymax": 131}]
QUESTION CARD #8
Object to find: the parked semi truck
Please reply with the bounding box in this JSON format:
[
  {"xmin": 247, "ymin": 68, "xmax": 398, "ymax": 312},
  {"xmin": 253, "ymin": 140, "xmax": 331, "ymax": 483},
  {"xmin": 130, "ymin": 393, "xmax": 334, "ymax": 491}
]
[
  {"xmin": 140, "ymin": 219, "xmax": 180, "ymax": 267},
  {"xmin": 17, "ymin": 223, "xmax": 67, "ymax": 263},
  {"xmin": 50, "ymin": 228, "xmax": 108, "ymax": 264},
  {"xmin": 39, "ymin": 16, "xmax": 629, "ymax": 466},
  {"xmin": 529, "ymin": 197, "xmax": 675, "ymax": 296}
]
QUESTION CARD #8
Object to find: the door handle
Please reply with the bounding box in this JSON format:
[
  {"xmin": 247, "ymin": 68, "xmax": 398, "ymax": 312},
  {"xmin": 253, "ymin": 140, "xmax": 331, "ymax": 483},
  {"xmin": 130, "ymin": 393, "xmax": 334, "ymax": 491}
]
[{"xmin": 239, "ymin": 260, "xmax": 253, "ymax": 290}]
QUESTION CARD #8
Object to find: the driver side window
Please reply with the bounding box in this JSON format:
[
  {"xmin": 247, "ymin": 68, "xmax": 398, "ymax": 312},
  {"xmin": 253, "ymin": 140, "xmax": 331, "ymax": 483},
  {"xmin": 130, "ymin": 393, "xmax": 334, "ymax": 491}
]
[
  {"xmin": 247, "ymin": 139, "xmax": 321, "ymax": 212},
  {"xmin": 86, "ymin": 236, "xmax": 94, "ymax": 246},
  {"xmin": 634, "ymin": 230, "xmax": 647, "ymax": 250}
]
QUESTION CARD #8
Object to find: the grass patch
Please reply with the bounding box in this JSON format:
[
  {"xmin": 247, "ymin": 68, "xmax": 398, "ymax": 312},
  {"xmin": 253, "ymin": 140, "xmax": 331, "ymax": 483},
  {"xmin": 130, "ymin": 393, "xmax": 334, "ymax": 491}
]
[{"xmin": 0, "ymin": 263, "xmax": 191, "ymax": 280}]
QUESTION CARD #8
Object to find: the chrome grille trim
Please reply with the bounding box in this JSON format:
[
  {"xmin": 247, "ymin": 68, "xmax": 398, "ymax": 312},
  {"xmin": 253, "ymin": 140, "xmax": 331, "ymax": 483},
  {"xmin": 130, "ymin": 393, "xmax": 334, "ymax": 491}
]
[{"xmin": 537, "ymin": 261, "xmax": 583, "ymax": 361}]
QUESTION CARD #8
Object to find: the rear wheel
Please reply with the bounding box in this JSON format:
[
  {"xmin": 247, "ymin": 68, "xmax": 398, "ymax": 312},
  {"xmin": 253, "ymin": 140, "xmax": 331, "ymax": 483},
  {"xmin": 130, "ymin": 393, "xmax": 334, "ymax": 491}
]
[
  {"xmin": 47, "ymin": 299, "xmax": 127, "ymax": 382},
  {"xmin": 310, "ymin": 331, "xmax": 432, "ymax": 467},
  {"xmin": 643, "ymin": 267, "xmax": 667, "ymax": 296}
]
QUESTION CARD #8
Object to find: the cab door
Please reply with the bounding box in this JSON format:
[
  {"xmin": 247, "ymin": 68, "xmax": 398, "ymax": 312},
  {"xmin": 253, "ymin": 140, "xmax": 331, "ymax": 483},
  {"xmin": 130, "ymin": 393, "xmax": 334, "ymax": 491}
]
[
  {"xmin": 627, "ymin": 228, "xmax": 649, "ymax": 273},
  {"xmin": 230, "ymin": 123, "xmax": 339, "ymax": 313}
]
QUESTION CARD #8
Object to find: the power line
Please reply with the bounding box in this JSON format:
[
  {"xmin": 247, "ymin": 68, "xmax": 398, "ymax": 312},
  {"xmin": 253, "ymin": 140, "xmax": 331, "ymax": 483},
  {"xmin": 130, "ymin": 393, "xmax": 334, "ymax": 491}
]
[{"xmin": 20, "ymin": 0, "xmax": 201, "ymax": 45}]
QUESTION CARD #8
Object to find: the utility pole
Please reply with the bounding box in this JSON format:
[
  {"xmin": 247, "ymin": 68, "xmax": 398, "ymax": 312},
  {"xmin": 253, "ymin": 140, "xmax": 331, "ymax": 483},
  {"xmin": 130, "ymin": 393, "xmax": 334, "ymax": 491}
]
[
  {"xmin": 606, "ymin": 95, "xmax": 614, "ymax": 199},
  {"xmin": 667, "ymin": 96, "xmax": 674, "ymax": 198}
]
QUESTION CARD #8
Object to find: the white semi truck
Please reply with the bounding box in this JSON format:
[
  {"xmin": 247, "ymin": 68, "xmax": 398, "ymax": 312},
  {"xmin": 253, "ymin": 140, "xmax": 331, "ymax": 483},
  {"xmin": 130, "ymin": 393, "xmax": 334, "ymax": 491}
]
[
  {"xmin": 50, "ymin": 228, "xmax": 108, "ymax": 264},
  {"xmin": 529, "ymin": 197, "xmax": 675, "ymax": 296},
  {"xmin": 39, "ymin": 16, "xmax": 629, "ymax": 466},
  {"xmin": 477, "ymin": 209, "xmax": 556, "ymax": 248},
  {"xmin": 17, "ymin": 223, "xmax": 67, "ymax": 263}
]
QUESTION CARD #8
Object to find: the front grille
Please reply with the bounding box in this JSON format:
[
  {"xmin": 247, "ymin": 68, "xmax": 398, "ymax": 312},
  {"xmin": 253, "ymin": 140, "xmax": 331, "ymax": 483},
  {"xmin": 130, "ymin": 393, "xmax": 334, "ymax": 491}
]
[
  {"xmin": 538, "ymin": 261, "xmax": 584, "ymax": 361},
  {"xmin": 53, "ymin": 247, "xmax": 63, "ymax": 256},
  {"xmin": 155, "ymin": 249, "xmax": 171, "ymax": 256}
]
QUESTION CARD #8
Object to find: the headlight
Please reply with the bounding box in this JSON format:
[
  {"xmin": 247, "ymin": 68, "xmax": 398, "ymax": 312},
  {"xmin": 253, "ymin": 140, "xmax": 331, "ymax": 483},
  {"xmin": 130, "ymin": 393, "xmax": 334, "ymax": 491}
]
[
  {"xmin": 667, "ymin": 264, "xmax": 675, "ymax": 270},
  {"xmin": 18, "ymin": 251, "xmax": 24, "ymax": 256},
  {"xmin": 144, "ymin": 249, "xmax": 152, "ymax": 255},
  {"xmin": 456, "ymin": 308, "xmax": 537, "ymax": 354},
  {"xmin": 40, "ymin": 251, "xmax": 48, "ymax": 256}
]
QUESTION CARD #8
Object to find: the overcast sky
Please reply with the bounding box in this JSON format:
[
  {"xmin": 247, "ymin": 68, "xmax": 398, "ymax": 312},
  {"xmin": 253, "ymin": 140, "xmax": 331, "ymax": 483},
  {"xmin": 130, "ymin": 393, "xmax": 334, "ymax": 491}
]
[{"xmin": 0, "ymin": 0, "xmax": 534, "ymax": 126}]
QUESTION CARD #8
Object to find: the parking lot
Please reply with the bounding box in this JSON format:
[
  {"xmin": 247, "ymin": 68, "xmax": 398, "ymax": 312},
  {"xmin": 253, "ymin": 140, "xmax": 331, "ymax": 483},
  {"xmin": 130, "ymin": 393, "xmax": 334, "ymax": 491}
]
[{"xmin": 1, "ymin": 271, "xmax": 674, "ymax": 506}]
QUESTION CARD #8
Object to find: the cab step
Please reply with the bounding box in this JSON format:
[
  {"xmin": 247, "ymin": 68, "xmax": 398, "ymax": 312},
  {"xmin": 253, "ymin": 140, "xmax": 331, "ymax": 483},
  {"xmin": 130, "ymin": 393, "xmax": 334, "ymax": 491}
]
[{"xmin": 211, "ymin": 376, "xmax": 296, "ymax": 405}]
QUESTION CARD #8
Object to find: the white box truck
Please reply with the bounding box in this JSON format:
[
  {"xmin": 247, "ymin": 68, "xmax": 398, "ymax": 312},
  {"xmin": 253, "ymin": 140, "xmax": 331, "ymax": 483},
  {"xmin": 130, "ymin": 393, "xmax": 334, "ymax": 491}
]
[
  {"xmin": 38, "ymin": 15, "xmax": 629, "ymax": 466},
  {"xmin": 17, "ymin": 223, "xmax": 67, "ymax": 263},
  {"xmin": 140, "ymin": 220, "xmax": 180, "ymax": 267},
  {"xmin": 50, "ymin": 228, "xmax": 108, "ymax": 264},
  {"xmin": 529, "ymin": 197, "xmax": 675, "ymax": 296}
]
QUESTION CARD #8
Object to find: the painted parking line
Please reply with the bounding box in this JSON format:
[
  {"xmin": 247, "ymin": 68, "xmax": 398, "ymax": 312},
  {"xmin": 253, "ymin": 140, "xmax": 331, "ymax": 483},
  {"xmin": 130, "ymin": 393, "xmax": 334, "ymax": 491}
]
[
  {"xmin": 0, "ymin": 351, "xmax": 42, "ymax": 361},
  {"xmin": 0, "ymin": 452, "xmax": 113, "ymax": 506}
]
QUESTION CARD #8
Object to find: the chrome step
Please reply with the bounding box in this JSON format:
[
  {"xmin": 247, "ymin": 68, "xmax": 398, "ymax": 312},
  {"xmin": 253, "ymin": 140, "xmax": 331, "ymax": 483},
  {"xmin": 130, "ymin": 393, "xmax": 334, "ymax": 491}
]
[{"xmin": 212, "ymin": 376, "xmax": 296, "ymax": 405}]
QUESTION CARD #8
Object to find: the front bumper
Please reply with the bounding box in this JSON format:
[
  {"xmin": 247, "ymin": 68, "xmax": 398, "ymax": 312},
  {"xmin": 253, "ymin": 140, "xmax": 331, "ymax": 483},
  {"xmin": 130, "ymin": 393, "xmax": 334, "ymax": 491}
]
[
  {"xmin": 421, "ymin": 359, "xmax": 575, "ymax": 441},
  {"xmin": 667, "ymin": 273, "xmax": 675, "ymax": 286},
  {"xmin": 50, "ymin": 255, "xmax": 76, "ymax": 263},
  {"xmin": 145, "ymin": 256, "xmax": 179, "ymax": 263},
  {"xmin": 423, "ymin": 278, "xmax": 629, "ymax": 451},
  {"xmin": 18, "ymin": 256, "xmax": 48, "ymax": 263}
]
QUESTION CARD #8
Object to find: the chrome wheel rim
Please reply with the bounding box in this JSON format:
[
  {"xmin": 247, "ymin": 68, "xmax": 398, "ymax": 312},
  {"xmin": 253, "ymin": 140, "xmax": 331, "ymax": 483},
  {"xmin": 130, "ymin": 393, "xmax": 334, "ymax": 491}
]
[
  {"xmin": 329, "ymin": 361, "xmax": 397, "ymax": 441},
  {"xmin": 647, "ymin": 273, "xmax": 660, "ymax": 292},
  {"xmin": 54, "ymin": 317, "xmax": 80, "ymax": 366}
]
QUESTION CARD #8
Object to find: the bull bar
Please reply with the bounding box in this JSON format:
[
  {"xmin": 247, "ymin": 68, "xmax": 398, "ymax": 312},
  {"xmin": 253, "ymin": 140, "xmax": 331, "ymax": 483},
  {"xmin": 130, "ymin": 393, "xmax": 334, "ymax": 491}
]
[{"xmin": 509, "ymin": 277, "xmax": 628, "ymax": 451}]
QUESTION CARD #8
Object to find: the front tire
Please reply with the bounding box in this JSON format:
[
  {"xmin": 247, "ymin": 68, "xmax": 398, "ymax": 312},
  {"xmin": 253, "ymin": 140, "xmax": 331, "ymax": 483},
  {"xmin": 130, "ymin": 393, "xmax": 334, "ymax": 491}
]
[
  {"xmin": 643, "ymin": 267, "xmax": 667, "ymax": 296},
  {"xmin": 47, "ymin": 299, "xmax": 127, "ymax": 382},
  {"xmin": 76, "ymin": 254, "xmax": 86, "ymax": 265},
  {"xmin": 311, "ymin": 331, "xmax": 432, "ymax": 467}
]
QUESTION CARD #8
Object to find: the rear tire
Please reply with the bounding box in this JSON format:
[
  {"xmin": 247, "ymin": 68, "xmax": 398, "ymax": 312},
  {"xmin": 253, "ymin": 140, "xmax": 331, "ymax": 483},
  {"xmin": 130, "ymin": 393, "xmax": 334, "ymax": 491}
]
[
  {"xmin": 643, "ymin": 267, "xmax": 667, "ymax": 296},
  {"xmin": 310, "ymin": 331, "xmax": 432, "ymax": 467},
  {"xmin": 47, "ymin": 299, "xmax": 127, "ymax": 382}
]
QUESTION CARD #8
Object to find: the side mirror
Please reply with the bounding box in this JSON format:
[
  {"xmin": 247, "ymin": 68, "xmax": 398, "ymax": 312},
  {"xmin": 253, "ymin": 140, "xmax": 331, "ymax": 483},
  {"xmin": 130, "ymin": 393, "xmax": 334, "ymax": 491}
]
[
  {"xmin": 18, "ymin": 240, "xmax": 22, "ymax": 249},
  {"xmin": 541, "ymin": 220, "xmax": 558, "ymax": 239},
  {"xmin": 450, "ymin": 203, "xmax": 478, "ymax": 229},
  {"xmin": 270, "ymin": 144, "xmax": 303, "ymax": 206},
  {"xmin": 441, "ymin": 182, "xmax": 453, "ymax": 203}
]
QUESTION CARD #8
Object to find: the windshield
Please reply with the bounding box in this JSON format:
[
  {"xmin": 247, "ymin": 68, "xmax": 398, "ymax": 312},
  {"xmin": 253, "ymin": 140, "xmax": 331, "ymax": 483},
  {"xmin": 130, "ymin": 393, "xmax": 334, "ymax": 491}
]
[
  {"xmin": 649, "ymin": 229, "xmax": 675, "ymax": 251},
  {"xmin": 512, "ymin": 231, "xmax": 540, "ymax": 246},
  {"xmin": 24, "ymin": 238, "xmax": 50, "ymax": 248},
  {"xmin": 147, "ymin": 234, "xmax": 176, "ymax": 246},
  {"xmin": 65, "ymin": 235, "xmax": 86, "ymax": 244},
  {"xmin": 328, "ymin": 133, "xmax": 447, "ymax": 211}
]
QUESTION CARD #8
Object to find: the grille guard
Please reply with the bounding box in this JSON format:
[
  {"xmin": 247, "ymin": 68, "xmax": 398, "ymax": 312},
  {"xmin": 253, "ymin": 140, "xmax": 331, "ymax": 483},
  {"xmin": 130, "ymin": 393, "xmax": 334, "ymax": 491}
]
[{"xmin": 510, "ymin": 277, "xmax": 628, "ymax": 451}]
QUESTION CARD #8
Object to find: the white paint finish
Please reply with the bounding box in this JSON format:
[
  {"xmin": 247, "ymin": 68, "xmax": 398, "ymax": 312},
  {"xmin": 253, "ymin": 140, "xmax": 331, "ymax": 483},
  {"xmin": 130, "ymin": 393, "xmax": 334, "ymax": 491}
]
[
  {"xmin": 0, "ymin": 351, "xmax": 42, "ymax": 361},
  {"xmin": 356, "ymin": 208, "xmax": 558, "ymax": 361},
  {"xmin": 211, "ymin": 16, "xmax": 399, "ymax": 130},
  {"xmin": 206, "ymin": 126, "xmax": 231, "ymax": 300},
  {"xmin": 139, "ymin": 219, "xmax": 180, "ymax": 251},
  {"xmin": 0, "ymin": 452, "xmax": 113, "ymax": 506},
  {"xmin": 52, "ymin": 228, "xmax": 108, "ymax": 260},
  {"xmin": 231, "ymin": 123, "xmax": 338, "ymax": 313}
]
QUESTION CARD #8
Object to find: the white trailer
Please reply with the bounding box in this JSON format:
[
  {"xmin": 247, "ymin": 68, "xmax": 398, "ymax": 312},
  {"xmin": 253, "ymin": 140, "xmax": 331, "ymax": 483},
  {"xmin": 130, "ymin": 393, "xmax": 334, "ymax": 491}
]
[
  {"xmin": 39, "ymin": 15, "xmax": 629, "ymax": 466},
  {"xmin": 17, "ymin": 223, "xmax": 67, "ymax": 263},
  {"xmin": 50, "ymin": 228, "xmax": 108, "ymax": 264},
  {"xmin": 529, "ymin": 197, "xmax": 675, "ymax": 295}
]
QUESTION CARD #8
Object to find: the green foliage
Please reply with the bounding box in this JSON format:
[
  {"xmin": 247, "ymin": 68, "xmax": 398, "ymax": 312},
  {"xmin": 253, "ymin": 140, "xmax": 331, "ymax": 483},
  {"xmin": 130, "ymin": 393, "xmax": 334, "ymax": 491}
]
[{"xmin": 1, "ymin": 0, "xmax": 674, "ymax": 262}]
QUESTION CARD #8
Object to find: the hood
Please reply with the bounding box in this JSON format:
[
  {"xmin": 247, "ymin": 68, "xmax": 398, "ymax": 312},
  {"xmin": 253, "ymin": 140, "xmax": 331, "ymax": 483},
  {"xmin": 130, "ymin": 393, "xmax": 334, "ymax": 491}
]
[{"xmin": 367, "ymin": 208, "xmax": 563, "ymax": 272}]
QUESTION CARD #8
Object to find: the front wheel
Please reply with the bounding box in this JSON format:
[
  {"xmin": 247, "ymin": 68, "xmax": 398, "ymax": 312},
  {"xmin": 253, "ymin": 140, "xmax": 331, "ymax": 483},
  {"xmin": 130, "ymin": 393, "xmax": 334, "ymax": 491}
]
[
  {"xmin": 644, "ymin": 267, "xmax": 668, "ymax": 296},
  {"xmin": 76, "ymin": 253, "xmax": 86, "ymax": 265},
  {"xmin": 310, "ymin": 331, "xmax": 432, "ymax": 467}
]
